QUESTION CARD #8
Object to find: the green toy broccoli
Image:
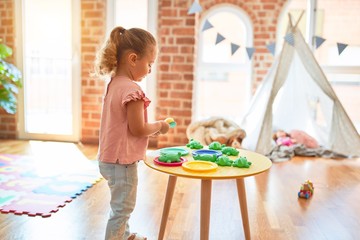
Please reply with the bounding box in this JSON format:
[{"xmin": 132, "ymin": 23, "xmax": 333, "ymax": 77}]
[
  {"xmin": 215, "ymin": 155, "xmax": 233, "ymax": 166},
  {"xmin": 232, "ymin": 156, "xmax": 252, "ymax": 168},
  {"xmin": 186, "ymin": 139, "xmax": 204, "ymax": 149},
  {"xmin": 221, "ymin": 146, "xmax": 239, "ymax": 156}
]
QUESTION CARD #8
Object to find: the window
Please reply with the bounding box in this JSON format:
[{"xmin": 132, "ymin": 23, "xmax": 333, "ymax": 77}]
[{"xmin": 195, "ymin": 5, "xmax": 253, "ymax": 123}]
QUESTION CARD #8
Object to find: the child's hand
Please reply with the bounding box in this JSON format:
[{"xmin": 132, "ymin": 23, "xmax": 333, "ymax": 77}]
[
  {"xmin": 150, "ymin": 131, "xmax": 161, "ymax": 137},
  {"xmin": 159, "ymin": 121, "xmax": 170, "ymax": 134}
]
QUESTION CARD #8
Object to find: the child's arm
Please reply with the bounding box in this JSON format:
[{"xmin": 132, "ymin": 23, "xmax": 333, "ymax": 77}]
[{"xmin": 127, "ymin": 100, "xmax": 169, "ymax": 137}]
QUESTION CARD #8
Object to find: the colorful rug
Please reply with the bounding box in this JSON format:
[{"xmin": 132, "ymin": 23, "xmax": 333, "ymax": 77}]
[{"xmin": 0, "ymin": 153, "xmax": 102, "ymax": 217}]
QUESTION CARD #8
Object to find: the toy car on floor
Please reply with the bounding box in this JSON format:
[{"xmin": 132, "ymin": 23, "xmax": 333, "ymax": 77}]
[{"xmin": 298, "ymin": 180, "xmax": 314, "ymax": 199}]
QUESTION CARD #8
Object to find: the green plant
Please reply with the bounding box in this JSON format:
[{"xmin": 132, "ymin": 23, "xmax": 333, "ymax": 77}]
[{"xmin": 0, "ymin": 40, "xmax": 22, "ymax": 114}]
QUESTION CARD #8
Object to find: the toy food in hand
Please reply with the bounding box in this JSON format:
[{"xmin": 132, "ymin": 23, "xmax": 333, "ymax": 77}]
[{"xmin": 165, "ymin": 117, "xmax": 176, "ymax": 128}]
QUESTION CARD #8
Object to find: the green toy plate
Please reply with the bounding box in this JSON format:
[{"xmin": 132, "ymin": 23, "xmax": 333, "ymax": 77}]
[{"xmin": 159, "ymin": 147, "xmax": 189, "ymax": 156}]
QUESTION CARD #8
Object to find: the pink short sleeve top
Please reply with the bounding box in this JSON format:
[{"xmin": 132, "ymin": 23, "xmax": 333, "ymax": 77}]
[{"xmin": 98, "ymin": 76, "xmax": 151, "ymax": 164}]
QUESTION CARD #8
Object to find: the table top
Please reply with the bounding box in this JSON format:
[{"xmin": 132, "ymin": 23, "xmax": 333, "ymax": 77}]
[{"xmin": 145, "ymin": 146, "xmax": 272, "ymax": 180}]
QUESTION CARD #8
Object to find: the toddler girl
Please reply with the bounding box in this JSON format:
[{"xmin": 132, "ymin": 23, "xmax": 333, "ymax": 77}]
[{"xmin": 94, "ymin": 26, "xmax": 169, "ymax": 240}]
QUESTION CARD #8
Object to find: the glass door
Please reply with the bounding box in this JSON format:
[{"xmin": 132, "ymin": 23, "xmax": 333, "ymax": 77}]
[{"xmin": 16, "ymin": 0, "xmax": 80, "ymax": 141}]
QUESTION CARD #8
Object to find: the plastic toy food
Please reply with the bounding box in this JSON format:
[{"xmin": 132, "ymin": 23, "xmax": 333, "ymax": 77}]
[
  {"xmin": 298, "ymin": 180, "xmax": 314, "ymax": 199},
  {"xmin": 158, "ymin": 152, "xmax": 182, "ymax": 163},
  {"xmin": 186, "ymin": 139, "xmax": 204, "ymax": 149},
  {"xmin": 165, "ymin": 117, "xmax": 176, "ymax": 128},
  {"xmin": 193, "ymin": 154, "xmax": 218, "ymax": 162},
  {"xmin": 232, "ymin": 156, "xmax": 252, "ymax": 168},
  {"xmin": 208, "ymin": 141, "xmax": 224, "ymax": 150},
  {"xmin": 221, "ymin": 146, "xmax": 239, "ymax": 156},
  {"xmin": 216, "ymin": 155, "xmax": 233, "ymax": 166}
]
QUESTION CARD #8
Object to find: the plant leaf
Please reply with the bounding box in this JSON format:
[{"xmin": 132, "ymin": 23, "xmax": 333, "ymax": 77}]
[
  {"xmin": 0, "ymin": 43, "xmax": 13, "ymax": 59},
  {"xmin": 0, "ymin": 88, "xmax": 17, "ymax": 114},
  {"xmin": 0, "ymin": 42, "xmax": 22, "ymax": 114},
  {"xmin": 0, "ymin": 59, "xmax": 22, "ymax": 87}
]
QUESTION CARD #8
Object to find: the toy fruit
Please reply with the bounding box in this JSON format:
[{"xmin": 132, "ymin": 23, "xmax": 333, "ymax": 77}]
[
  {"xmin": 165, "ymin": 117, "xmax": 176, "ymax": 128},
  {"xmin": 298, "ymin": 180, "xmax": 314, "ymax": 199}
]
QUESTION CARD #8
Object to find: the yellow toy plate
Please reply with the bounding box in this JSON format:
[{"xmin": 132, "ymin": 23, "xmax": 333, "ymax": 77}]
[{"xmin": 182, "ymin": 161, "xmax": 218, "ymax": 172}]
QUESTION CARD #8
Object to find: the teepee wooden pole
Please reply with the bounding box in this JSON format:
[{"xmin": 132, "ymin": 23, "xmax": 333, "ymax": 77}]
[
  {"xmin": 294, "ymin": 10, "xmax": 305, "ymax": 28},
  {"xmin": 287, "ymin": 13, "xmax": 293, "ymax": 28}
]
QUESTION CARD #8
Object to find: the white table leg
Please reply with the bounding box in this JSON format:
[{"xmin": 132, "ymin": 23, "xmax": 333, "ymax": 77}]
[
  {"xmin": 158, "ymin": 175, "xmax": 177, "ymax": 240},
  {"xmin": 200, "ymin": 179, "xmax": 212, "ymax": 240},
  {"xmin": 236, "ymin": 178, "xmax": 251, "ymax": 240}
]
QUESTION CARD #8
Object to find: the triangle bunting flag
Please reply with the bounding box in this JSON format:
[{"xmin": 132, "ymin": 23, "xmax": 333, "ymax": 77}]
[
  {"xmin": 314, "ymin": 36, "xmax": 326, "ymax": 49},
  {"xmin": 246, "ymin": 47, "xmax": 255, "ymax": 60},
  {"xmin": 202, "ymin": 19, "xmax": 214, "ymax": 32},
  {"xmin": 337, "ymin": 42, "xmax": 348, "ymax": 55},
  {"xmin": 231, "ymin": 43, "xmax": 240, "ymax": 55},
  {"xmin": 284, "ymin": 32, "xmax": 295, "ymax": 46},
  {"xmin": 266, "ymin": 42, "xmax": 276, "ymax": 56},
  {"xmin": 188, "ymin": 1, "xmax": 202, "ymax": 15},
  {"xmin": 215, "ymin": 33, "xmax": 225, "ymax": 45}
]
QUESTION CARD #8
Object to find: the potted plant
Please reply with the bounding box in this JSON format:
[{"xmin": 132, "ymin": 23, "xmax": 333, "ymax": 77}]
[{"xmin": 0, "ymin": 40, "xmax": 22, "ymax": 114}]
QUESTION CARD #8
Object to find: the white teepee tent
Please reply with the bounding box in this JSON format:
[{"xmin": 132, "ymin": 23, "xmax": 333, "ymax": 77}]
[{"xmin": 241, "ymin": 15, "xmax": 360, "ymax": 157}]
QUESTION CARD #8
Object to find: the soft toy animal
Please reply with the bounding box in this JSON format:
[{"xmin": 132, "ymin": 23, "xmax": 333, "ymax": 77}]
[{"xmin": 186, "ymin": 117, "xmax": 246, "ymax": 148}]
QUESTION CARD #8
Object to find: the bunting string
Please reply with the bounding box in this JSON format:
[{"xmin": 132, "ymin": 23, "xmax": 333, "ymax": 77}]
[{"xmin": 189, "ymin": 1, "xmax": 352, "ymax": 60}]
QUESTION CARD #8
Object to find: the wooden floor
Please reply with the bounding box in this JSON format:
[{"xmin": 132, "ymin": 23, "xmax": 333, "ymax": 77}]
[{"xmin": 1, "ymin": 139, "xmax": 360, "ymax": 240}]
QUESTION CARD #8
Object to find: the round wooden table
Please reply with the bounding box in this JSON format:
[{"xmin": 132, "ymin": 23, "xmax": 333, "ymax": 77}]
[{"xmin": 145, "ymin": 146, "xmax": 272, "ymax": 240}]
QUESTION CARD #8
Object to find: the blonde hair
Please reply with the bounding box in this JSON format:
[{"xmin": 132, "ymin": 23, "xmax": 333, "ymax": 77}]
[{"xmin": 93, "ymin": 26, "xmax": 156, "ymax": 78}]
